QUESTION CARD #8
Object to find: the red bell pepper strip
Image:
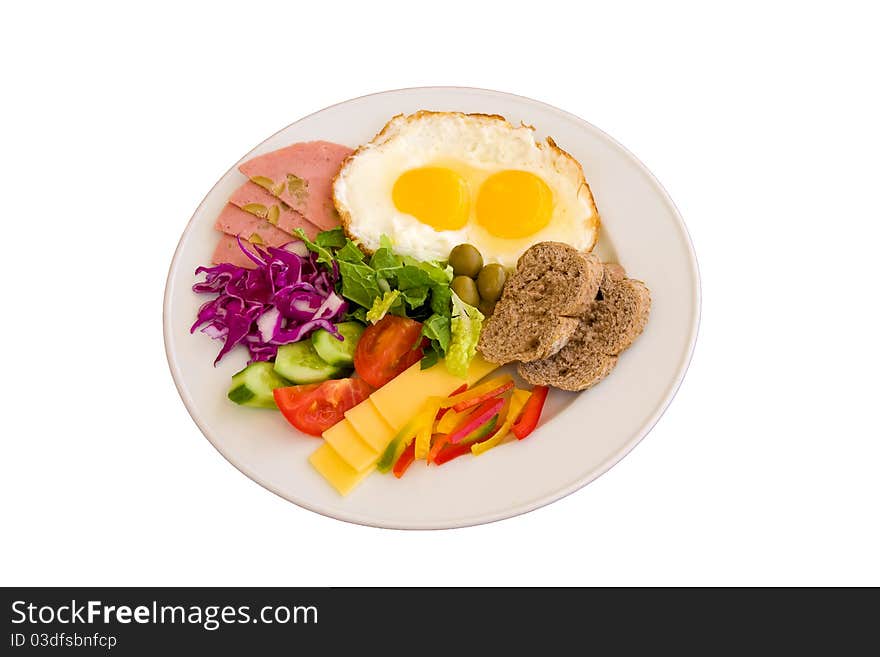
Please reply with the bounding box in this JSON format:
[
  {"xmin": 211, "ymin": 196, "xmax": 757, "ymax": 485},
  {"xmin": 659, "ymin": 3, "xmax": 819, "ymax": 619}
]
[
  {"xmin": 451, "ymin": 380, "xmax": 515, "ymax": 413},
  {"xmin": 447, "ymin": 397, "xmax": 505, "ymax": 444},
  {"xmin": 392, "ymin": 441, "xmax": 416, "ymax": 478},
  {"xmin": 433, "ymin": 442, "xmax": 473, "ymax": 465},
  {"xmin": 511, "ymin": 386, "xmax": 550, "ymax": 440},
  {"xmin": 427, "ymin": 434, "xmax": 449, "ymax": 464},
  {"xmin": 436, "ymin": 384, "xmax": 468, "ymax": 421}
]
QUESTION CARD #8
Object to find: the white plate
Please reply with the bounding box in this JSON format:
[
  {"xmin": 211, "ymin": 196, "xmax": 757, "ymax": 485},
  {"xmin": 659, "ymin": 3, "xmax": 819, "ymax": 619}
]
[{"xmin": 163, "ymin": 87, "xmax": 700, "ymax": 529}]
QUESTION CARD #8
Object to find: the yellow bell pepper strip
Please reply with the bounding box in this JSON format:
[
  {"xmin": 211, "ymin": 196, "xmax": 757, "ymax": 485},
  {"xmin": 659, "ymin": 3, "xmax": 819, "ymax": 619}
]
[
  {"xmin": 472, "ymin": 388, "xmax": 531, "ymax": 456},
  {"xmin": 451, "ymin": 380, "xmax": 514, "ymax": 413},
  {"xmin": 392, "ymin": 441, "xmax": 416, "ymax": 478},
  {"xmin": 511, "ymin": 385, "xmax": 550, "ymax": 440},
  {"xmin": 414, "ymin": 397, "xmax": 443, "ymax": 460},
  {"xmin": 439, "ymin": 375, "xmax": 513, "ymax": 409},
  {"xmin": 448, "ymin": 397, "xmax": 505, "ymax": 444}
]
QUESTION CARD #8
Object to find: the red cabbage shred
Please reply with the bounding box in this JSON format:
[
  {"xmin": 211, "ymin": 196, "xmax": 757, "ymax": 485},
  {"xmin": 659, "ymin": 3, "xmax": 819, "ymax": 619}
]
[{"xmin": 191, "ymin": 237, "xmax": 347, "ymax": 364}]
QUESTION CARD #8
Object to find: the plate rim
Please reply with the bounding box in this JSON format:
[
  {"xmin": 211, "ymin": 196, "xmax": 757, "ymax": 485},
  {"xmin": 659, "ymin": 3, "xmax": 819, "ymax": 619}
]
[{"xmin": 163, "ymin": 85, "xmax": 702, "ymax": 530}]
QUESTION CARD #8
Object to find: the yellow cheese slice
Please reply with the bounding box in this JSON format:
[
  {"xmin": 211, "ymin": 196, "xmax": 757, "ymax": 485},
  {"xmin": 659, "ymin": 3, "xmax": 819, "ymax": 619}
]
[
  {"xmin": 321, "ymin": 419, "xmax": 378, "ymax": 473},
  {"xmin": 344, "ymin": 400, "xmax": 396, "ymax": 452},
  {"xmin": 308, "ymin": 443, "xmax": 375, "ymax": 496},
  {"xmin": 370, "ymin": 355, "xmax": 499, "ymax": 430}
]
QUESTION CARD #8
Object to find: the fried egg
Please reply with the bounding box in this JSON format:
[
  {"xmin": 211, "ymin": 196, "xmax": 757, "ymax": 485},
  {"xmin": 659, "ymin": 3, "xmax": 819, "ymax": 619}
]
[{"xmin": 333, "ymin": 111, "xmax": 600, "ymax": 268}]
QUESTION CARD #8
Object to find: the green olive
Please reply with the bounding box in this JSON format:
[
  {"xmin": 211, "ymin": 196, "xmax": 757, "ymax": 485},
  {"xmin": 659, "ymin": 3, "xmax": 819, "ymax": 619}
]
[
  {"xmin": 451, "ymin": 276, "xmax": 481, "ymax": 307},
  {"xmin": 476, "ymin": 264, "xmax": 507, "ymax": 303},
  {"xmin": 449, "ymin": 244, "xmax": 483, "ymax": 278},
  {"xmin": 478, "ymin": 298, "xmax": 496, "ymax": 317}
]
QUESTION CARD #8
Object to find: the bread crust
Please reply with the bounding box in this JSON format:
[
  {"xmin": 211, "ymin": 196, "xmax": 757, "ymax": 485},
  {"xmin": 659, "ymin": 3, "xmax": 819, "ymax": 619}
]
[
  {"xmin": 517, "ymin": 265, "xmax": 651, "ymax": 391},
  {"xmin": 477, "ymin": 243, "xmax": 604, "ymax": 364}
]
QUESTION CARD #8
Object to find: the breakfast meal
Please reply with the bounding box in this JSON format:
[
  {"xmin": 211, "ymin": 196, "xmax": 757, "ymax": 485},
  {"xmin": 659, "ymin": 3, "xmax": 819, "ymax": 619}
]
[{"xmin": 190, "ymin": 111, "xmax": 651, "ymax": 496}]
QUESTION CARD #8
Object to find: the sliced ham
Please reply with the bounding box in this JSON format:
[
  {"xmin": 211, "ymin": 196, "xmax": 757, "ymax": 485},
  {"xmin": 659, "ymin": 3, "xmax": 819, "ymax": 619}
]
[
  {"xmin": 227, "ymin": 181, "xmax": 320, "ymax": 240},
  {"xmin": 213, "ymin": 203, "xmax": 292, "ymax": 247},
  {"xmin": 238, "ymin": 140, "xmax": 352, "ymax": 231},
  {"xmin": 211, "ymin": 234, "xmax": 261, "ymax": 269}
]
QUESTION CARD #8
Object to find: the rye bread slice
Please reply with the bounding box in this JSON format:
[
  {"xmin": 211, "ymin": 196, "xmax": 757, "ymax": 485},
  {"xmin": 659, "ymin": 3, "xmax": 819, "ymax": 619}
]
[
  {"xmin": 477, "ymin": 242, "xmax": 604, "ymax": 364},
  {"xmin": 518, "ymin": 265, "xmax": 651, "ymax": 391}
]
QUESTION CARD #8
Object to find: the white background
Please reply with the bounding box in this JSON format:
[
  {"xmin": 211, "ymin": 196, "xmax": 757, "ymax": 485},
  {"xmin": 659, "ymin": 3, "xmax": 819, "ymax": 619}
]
[{"xmin": 2, "ymin": 1, "xmax": 878, "ymax": 586}]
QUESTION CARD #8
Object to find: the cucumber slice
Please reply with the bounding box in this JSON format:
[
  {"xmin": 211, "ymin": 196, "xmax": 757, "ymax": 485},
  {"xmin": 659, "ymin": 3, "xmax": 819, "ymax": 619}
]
[
  {"xmin": 228, "ymin": 362, "xmax": 290, "ymax": 408},
  {"xmin": 274, "ymin": 340, "xmax": 344, "ymax": 384},
  {"xmin": 311, "ymin": 322, "xmax": 365, "ymax": 367}
]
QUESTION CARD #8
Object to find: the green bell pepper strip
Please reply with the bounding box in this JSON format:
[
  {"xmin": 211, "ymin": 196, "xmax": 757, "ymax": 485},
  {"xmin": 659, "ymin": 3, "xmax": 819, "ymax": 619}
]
[{"xmin": 377, "ymin": 417, "xmax": 419, "ymax": 473}]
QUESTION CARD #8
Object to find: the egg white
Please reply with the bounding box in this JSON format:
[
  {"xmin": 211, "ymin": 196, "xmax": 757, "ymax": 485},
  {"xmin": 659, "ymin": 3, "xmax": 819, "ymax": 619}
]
[{"xmin": 333, "ymin": 111, "xmax": 599, "ymax": 268}]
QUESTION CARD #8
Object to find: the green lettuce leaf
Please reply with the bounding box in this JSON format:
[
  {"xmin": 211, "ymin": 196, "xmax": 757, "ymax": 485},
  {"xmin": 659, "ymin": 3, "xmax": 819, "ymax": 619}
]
[
  {"xmin": 396, "ymin": 265, "xmax": 432, "ymax": 290},
  {"xmin": 445, "ymin": 291, "xmax": 484, "ymax": 378},
  {"xmin": 346, "ymin": 307, "xmax": 368, "ymax": 324},
  {"xmin": 315, "ymin": 227, "xmax": 347, "ymax": 248},
  {"xmin": 336, "ymin": 240, "xmax": 366, "ymax": 263},
  {"xmin": 420, "ymin": 344, "xmax": 441, "ymax": 370},
  {"xmin": 421, "ymin": 313, "xmax": 451, "ymax": 353},
  {"xmin": 401, "ymin": 285, "xmax": 430, "ymax": 308},
  {"xmin": 337, "ymin": 260, "xmax": 382, "ymax": 309},
  {"xmin": 429, "ymin": 284, "xmax": 452, "ymax": 316},
  {"xmin": 293, "ymin": 228, "xmax": 335, "ymax": 267},
  {"xmin": 366, "ymin": 290, "xmax": 402, "ymax": 324}
]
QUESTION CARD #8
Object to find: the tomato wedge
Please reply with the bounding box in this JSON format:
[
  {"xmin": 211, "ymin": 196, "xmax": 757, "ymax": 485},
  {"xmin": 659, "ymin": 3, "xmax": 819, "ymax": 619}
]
[
  {"xmin": 273, "ymin": 378, "xmax": 373, "ymax": 437},
  {"xmin": 354, "ymin": 315, "xmax": 428, "ymax": 388}
]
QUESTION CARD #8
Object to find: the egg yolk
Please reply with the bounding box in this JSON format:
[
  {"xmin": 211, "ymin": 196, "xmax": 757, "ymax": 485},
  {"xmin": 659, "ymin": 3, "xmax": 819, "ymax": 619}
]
[
  {"xmin": 392, "ymin": 167, "xmax": 469, "ymax": 230},
  {"xmin": 476, "ymin": 170, "xmax": 553, "ymax": 238}
]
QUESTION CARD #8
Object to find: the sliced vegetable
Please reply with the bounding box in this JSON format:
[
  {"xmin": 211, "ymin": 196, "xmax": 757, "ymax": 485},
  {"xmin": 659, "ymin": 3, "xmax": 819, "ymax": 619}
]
[
  {"xmin": 192, "ymin": 238, "xmax": 347, "ymax": 364},
  {"xmin": 447, "ymin": 397, "xmax": 505, "ymax": 444},
  {"xmin": 415, "ymin": 398, "xmax": 443, "ymax": 460},
  {"xmin": 273, "ymin": 378, "xmax": 372, "ymax": 437},
  {"xmin": 378, "ymin": 394, "xmax": 441, "ymax": 472},
  {"xmin": 311, "ymin": 321, "xmax": 364, "ymax": 366},
  {"xmin": 213, "ymin": 227, "xmax": 480, "ymax": 373},
  {"xmin": 459, "ymin": 415, "xmax": 498, "ymax": 445},
  {"xmin": 392, "ymin": 442, "xmax": 416, "ymax": 479},
  {"xmin": 354, "ymin": 315, "xmax": 428, "ymax": 388},
  {"xmin": 427, "ymin": 434, "xmax": 449, "ymax": 464},
  {"xmin": 445, "ymin": 291, "xmax": 484, "ymax": 377},
  {"xmin": 511, "ymin": 385, "xmax": 550, "ymax": 440},
  {"xmin": 274, "ymin": 340, "xmax": 344, "ymax": 384},
  {"xmin": 377, "ymin": 417, "xmax": 419, "ymax": 473},
  {"xmin": 436, "ymin": 405, "xmax": 471, "ymax": 434},
  {"xmin": 365, "ymin": 290, "xmax": 402, "ymax": 324},
  {"xmin": 472, "ymin": 388, "xmax": 532, "ymax": 456},
  {"xmin": 451, "ymin": 380, "xmax": 514, "ymax": 413},
  {"xmin": 436, "ymin": 384, "xmax": 467, "ymax": 422},
  {"xmin": 434, "ymin": 442, "xmax": 476, "ymax": 466},
  {"xmin": 441, "ymin": 375, "xmax": 513, "ymax": 409},
  {"xmin": 228, "ymin": 362, "xmax": 291, "ymax": 408},
  {"xmin": 435, "ymin": 410, "xmax": 501, "ymax": 464}
]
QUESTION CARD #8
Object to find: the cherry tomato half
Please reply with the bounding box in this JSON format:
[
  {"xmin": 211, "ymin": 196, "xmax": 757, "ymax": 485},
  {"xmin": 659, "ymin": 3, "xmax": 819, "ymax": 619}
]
[
  {"xmin": 273, "ymin": 377, "xmax": 373, "ymax": 436},
  {"xmin": 353, "ymin": 315, "xmax": 428, "ymax": 388}
]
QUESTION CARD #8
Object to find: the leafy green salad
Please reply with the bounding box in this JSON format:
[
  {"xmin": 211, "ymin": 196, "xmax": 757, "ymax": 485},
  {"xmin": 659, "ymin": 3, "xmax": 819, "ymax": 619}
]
[{"xmin": 294, "ymin": 227, "xmax": 483, "ymax": 376}]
